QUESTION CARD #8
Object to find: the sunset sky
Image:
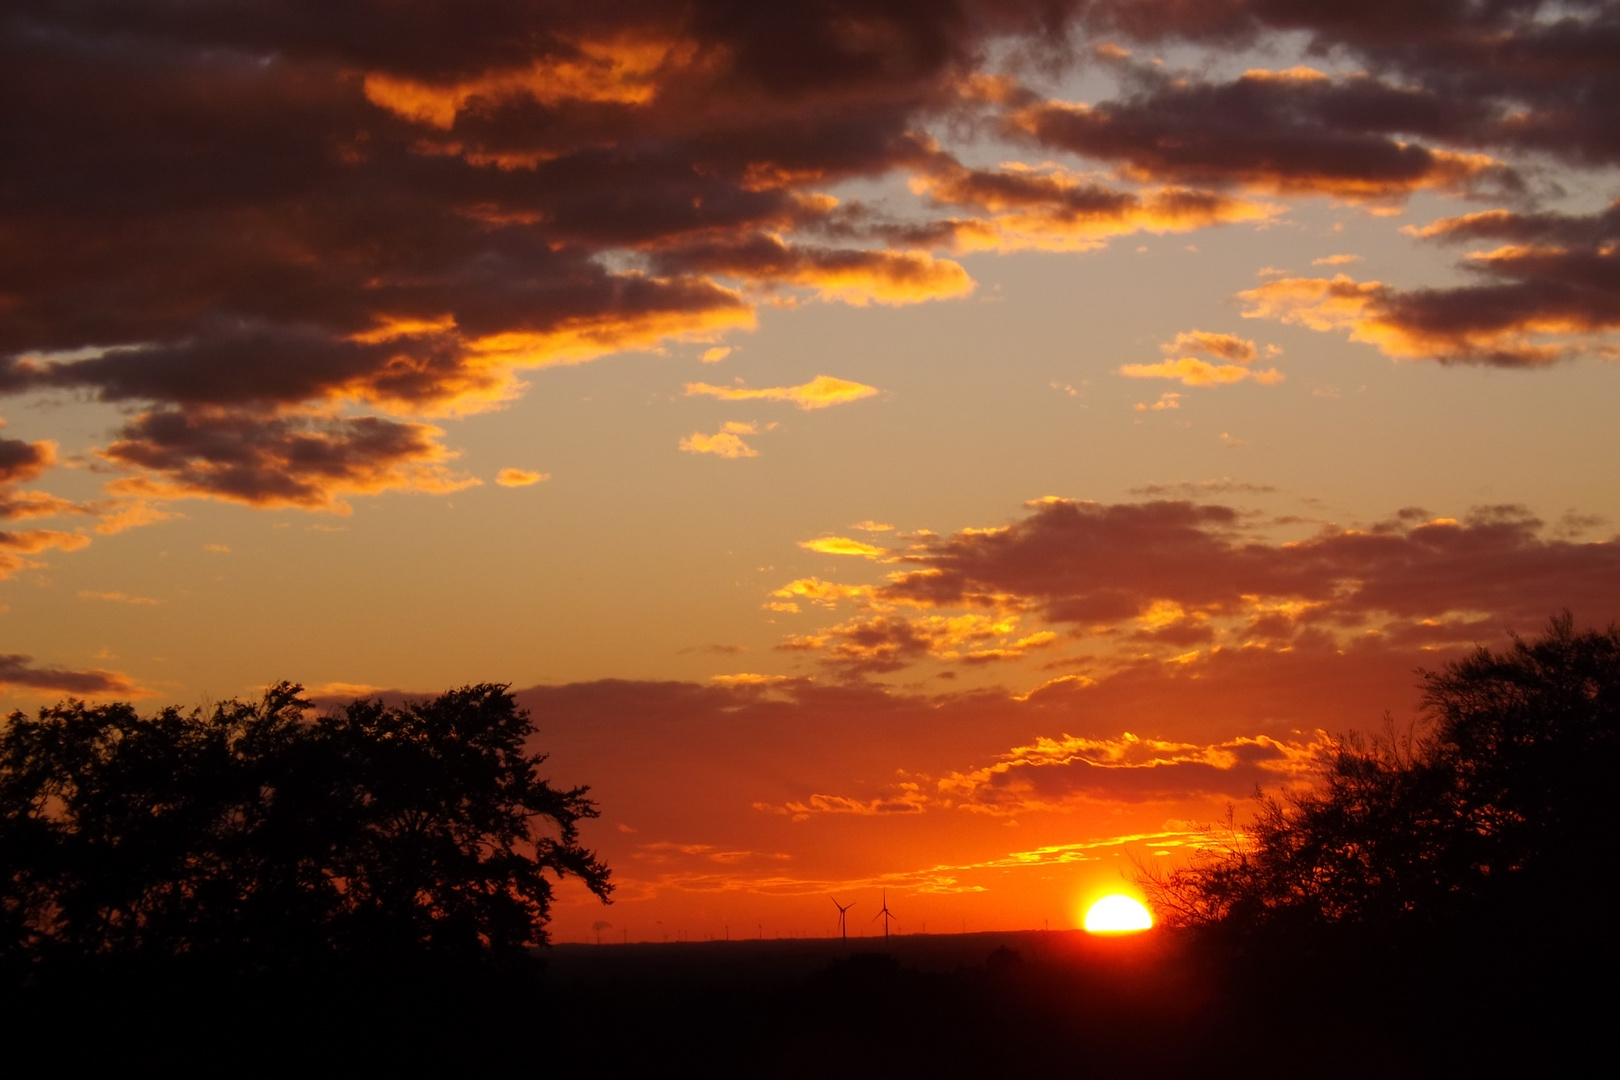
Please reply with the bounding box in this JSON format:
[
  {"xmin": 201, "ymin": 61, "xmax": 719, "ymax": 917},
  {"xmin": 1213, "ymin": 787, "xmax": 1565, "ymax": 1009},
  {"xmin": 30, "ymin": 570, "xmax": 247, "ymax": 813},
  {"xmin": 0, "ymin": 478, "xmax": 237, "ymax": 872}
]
[{"xmin": 4, "ymin": 1, "xmax": 1618, "ymax": 942}]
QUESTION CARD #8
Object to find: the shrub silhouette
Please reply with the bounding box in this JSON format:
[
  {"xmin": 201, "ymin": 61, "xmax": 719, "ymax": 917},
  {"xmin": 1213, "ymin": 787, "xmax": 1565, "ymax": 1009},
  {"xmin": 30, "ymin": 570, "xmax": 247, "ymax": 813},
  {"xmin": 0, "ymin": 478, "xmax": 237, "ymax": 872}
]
[
  {"xmin": 1144, "ymin": 613, "xmax": 1619, "ymax": 936},
  {"xmin": 0, "ymin": 682, "xmax": 610, "ymax": 977}
]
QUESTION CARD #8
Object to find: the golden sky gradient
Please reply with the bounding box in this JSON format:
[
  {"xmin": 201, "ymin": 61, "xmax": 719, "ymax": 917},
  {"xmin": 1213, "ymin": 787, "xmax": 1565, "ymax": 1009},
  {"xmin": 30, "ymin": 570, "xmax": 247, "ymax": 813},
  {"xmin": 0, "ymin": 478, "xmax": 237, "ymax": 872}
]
[{"xmin": 3, "ymin": 1, "xmax": 1618, "ymax": 941}]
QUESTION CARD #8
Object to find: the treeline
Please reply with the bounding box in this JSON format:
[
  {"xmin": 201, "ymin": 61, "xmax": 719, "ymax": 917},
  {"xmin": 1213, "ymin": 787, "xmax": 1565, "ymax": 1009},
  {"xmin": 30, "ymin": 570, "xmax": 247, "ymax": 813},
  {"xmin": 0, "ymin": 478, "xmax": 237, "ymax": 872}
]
[
  {"xmin": 0, "ymin": 682, "xmax": 610, "ymax": 980},
  {"xmin": 1142, "ymin": 613, "xmax": 1619, "ymax": 1065},
  {"xmin": 2, "ymin": 619, "xmax": 1614, "ymax": 1070},
  {"xmin": 1148, "ymin": 612, "xmax": 1617, "ymax": 934}
]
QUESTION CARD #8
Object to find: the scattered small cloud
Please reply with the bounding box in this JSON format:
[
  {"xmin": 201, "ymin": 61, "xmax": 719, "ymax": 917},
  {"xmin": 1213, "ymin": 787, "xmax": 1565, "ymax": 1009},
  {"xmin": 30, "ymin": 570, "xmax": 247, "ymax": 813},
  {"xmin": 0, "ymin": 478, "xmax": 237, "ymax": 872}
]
[
  {"xmin": 710, "ymin": 672, "xmax": 798, "ymax": 688},
  {"xmin": 799, "ymin": 536, "xmax": 889, "ymax": 558},
  {"xmin": 680, "ymin": 422, "xmax": 760, "ymax": 458},
  {"xmin": 305, "ymin": 681, "xmax": 382, "ymax": 698},
  {"xmin": 700, "ymin": 346, "xmax": 733, "ymax": 363},
  {"xmin": 683, "ymin": 375, "xmax": 879, "ymax": 410},
  {"xmin": 1134, "ymin": 392, "xmax": 1182, "ymax": 411},
  {"xmin": 93, "ymin": 500, "xmax": 177, "ymax": 536},
  {"xmin": 679, "ymin": 643, "xmax": 747, "ymax": 656},
  {"xmin": 1121, "ymin": 330, "xmax": 1283, "ymax": 387},
  {"xmin": 1129, "ymin": 479, "xmax": 1278, "ymax": 497},
  {"xmin": 1312, "ymin": 253, "xmax": 1362, "ymax": 266},
  {"xmin": 204, "ymin": 543, "xmax": 230, "ymax": 553},
  {"xmin": 78, "ymin": 590, "xmax": 161, "ymax": 605},
  {"xmin": 1221, "ymin": 432, "xmax": 1247, "ymax": 447},
  {"xmin": 496, "ymin": 467, "xmax": 549, "ymax": 487}
]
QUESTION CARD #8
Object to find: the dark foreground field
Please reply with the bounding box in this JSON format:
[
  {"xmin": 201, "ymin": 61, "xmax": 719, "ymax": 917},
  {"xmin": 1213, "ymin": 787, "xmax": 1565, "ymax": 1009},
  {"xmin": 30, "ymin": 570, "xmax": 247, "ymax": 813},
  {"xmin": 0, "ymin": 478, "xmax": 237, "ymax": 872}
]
[{"xmin": 4, "ymin": 925, "xmax": 1600, "ymax": 1076}]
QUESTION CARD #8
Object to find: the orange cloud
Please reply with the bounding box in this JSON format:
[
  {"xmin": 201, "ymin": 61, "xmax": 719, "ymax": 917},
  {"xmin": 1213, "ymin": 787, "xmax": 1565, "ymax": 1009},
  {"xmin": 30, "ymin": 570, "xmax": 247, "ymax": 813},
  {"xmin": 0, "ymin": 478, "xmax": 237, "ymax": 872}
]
[
  {"xmin": 1135, "ymin": 392, "xmax": 1182, "ymax": 411},
  {"xmin": 1120, "ymin": 358, "xmax": 1284, "ymax": 386},
  {"xmin": 912, "ymin": 163, "xmax": 1277, "ymax": 253},
  {"xmin": 0, "ymin": 490, "xmax": 87, "ymax": 523},
  {"xmin": 93, "ymin": 500, "xmax": 177, "ymax": 536},
  {"xmin": 679, "ymin": 421, "xmax": 760, "ymax": 458},
  {"xmin": 780, "ymin": 612, "xmax": 1037, "ymax": 674},
  {"xmin": 1240, "ymin": 273, "xmax": 1579, "ymax": 366},
  {"xmin": 684, "ymin": 375, "xmax": 879, "ymax": 409},
  {"xmin": 0, "ymin": 438, "xmax": 54, "ymax": 484},
  {"xmin": 762, "ymin": 497, "xmax": 1620, "ymax": 688},
  {"xmin": 1121, "ymin": 329, "xmax": 1283, "ymax": 386},
  {"xmin": 457, "ymin": 301, "xmax": 756, "ymax": 402},
  {"xmin": 496, "ymin": 467, "xmax": 549, "ymax": 487},
  {"xmin": 936, "ymin": 732, "xmax": 1327, "ymax": 814},
  {"xmin": 658, "ymin": 237, "xmax": 974, "ymax": 306},
  {"xmin": 755, "ymin": 786, "xmax": 929, "ymax": 820},
  {"xmin": 1163, "ymin": 331, "xmax": 1258, "ymax": 363},
  {"xmin": 799, "ymin": 536, "xmax": 890, "ymax": 558},
  {"xmin": 770, "ymin": 577, "xmax": 879, "ymax": 608},
  {"xmin": 305, "ymin": 681, "xmax": 384, "ymax": 699},
  {"xmin": 362, "ymin": 37, "xmax": 680, "ymax": 130},
  {"xmin": 0, "ymin": 528, "xmax": 91, "ymax": 579},
  {"xmin": 78, "ymin": 590, "xmax": 161, "ymax": 605},
  {"xmin": 752, "ymin": 726, "xmax": 1326, "ymax": 821},
  {"xmin": 1240, "ymin": 203, "xmax": 1620, "ymax": 366}
]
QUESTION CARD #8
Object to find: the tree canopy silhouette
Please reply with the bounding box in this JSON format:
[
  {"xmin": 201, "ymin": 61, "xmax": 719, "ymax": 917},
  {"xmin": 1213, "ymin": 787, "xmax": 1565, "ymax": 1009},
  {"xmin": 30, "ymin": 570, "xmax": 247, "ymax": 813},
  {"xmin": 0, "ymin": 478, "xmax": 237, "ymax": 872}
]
[
  {"xmin": 1144, "ymin": 614, "xmax": 1618, "ymax": 937},
  {"xmin": 0, "ymin": 682, "xmax": 610, "ymax": 977}
]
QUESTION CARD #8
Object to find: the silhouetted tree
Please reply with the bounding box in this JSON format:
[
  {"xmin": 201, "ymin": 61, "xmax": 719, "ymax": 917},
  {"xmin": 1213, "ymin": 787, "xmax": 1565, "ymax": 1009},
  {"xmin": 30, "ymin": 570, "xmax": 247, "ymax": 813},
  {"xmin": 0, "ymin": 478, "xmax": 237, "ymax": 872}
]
[
  {"xmin": 1144, "ymin": 613, "xmax": 1619, "ymax": 936},
  {"xmin": 0, "ymin": 682, "xmax": 610, "ymax": 978}
]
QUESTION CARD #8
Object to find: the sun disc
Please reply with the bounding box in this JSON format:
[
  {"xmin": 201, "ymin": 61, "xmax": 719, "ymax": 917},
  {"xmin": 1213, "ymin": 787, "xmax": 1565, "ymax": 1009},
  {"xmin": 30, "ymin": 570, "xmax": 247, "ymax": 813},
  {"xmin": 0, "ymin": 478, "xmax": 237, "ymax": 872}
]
[{"xmin": 1084, "ymin": 894, "xmax": 1153, "ymax": 933}]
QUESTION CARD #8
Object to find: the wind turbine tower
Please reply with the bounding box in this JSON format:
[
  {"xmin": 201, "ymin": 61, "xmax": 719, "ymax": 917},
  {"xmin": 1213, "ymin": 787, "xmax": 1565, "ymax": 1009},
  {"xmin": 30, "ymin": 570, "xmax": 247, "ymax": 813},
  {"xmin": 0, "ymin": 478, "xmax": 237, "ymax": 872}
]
[
  {"xmin": 831, "ymin": 896, "xmax": 856, "ymax": 941},
  {"xmin": 873, "ymin": 891, "xmax": 897, "ymax": 939}
]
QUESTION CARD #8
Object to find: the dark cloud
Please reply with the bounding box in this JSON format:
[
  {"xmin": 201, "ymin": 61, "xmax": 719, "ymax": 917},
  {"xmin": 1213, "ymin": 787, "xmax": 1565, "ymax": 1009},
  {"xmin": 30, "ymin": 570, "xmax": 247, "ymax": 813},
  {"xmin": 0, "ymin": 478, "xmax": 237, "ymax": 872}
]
[
  {"xmin": 99, "ymin": 409, "xmax": 478, "ymax": 510},
  {"xmin": 648, "ymin": 234, "xmax": 972, "ymax": 304},
  {"xmin": 2, "ymin": 0, "xmax": 1615, "ymax": 517},
  {"xmin": 0, "ymin": 436, "xmax": 103, "ymax": 530},
  {"xmin": 1016, "ymin": 66, "xmax": 1522, "ymax": 201},
  {"xmin": 875, "ymin": 499, "xmax": 1620, "ymax": 631},
  {"xmin": 0, "ymin": 439, "xmax": 53, "ymax": 485},
  {"xmin": 906, "ymin": 160, "xmax": 1275, "ymax": 248},
  {"xmin": 937, "ymin": 731, "xmax": 1321, "ymax": 810},
  {"xmin": 0, "ymin": 653, "xmax": 142, "ymax": 696},
  {"xmin": 1244, "ymin": 201, "xmax": 1620, "ymax": 366},
  {"xmin": 1, "ymin": 1, "xmax": 1041, "ymax": 502},
  {"xmin": 1077, "ymin": 1, "xmax": 1620, "ymax": 165}
]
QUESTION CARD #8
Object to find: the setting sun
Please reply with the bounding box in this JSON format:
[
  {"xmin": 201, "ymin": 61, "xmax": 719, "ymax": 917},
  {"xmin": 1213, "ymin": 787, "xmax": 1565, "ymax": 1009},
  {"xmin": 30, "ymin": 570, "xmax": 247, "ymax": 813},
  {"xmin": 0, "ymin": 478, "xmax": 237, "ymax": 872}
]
[{"xmin": 1084, "ymin": 895, "xmax": 1154, "ymax": 933}]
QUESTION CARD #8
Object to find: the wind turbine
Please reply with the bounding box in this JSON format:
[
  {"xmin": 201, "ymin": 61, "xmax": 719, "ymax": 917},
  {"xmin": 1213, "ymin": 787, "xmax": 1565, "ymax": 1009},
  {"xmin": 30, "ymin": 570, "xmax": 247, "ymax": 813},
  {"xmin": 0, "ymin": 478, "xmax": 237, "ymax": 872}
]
[
  {"xmin": 873, "ymin": 891, "xmax": 897, "ymax": 939},
  {"xmin": 831, "ymin": 896, "xmax": 856, "ymax": 941}
]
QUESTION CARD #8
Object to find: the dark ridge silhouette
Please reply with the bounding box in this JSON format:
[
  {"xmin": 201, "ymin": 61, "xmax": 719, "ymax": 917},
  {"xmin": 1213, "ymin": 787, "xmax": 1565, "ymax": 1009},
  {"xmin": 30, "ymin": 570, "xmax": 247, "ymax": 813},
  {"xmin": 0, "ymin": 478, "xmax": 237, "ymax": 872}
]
[{"xmin": 0, "ymin": 681, "xmax": 610, "ymax": 981}]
